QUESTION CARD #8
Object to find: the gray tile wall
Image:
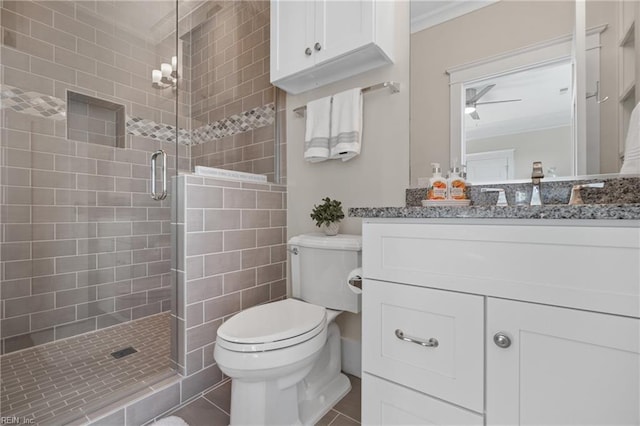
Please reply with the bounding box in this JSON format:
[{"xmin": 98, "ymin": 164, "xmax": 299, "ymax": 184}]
[
  {"xmin": 189, "ymin": 1, "xmax": 271, "ymax": 126},
  {"xmin": 67, "ymin": 92, "xmax": 126, "ymax": 149},
  {"xmin": 172, "ymin": 174, "xmax": 287, "ymax": 384},
  {"xmin": 186, "ymin": 1, "xmax": 283, "ymax": 182},
  {"xmin": 0, "ymin": 0, "xmax": 189, "ymax": 353},
  {"xmin": 191, "ymin": 124, "xmax": 278, "ymax": 181}
]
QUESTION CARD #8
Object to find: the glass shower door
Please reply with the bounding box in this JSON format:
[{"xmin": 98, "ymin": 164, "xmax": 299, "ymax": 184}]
[{"xmin": 0, "ymin": 1, "xmax": 182, "ymax": 423}]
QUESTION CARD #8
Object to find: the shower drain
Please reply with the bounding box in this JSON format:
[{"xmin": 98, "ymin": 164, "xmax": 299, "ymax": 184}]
[{"xmin": 111, "ymin": 346, "xmax": 138, "ymax": 359}]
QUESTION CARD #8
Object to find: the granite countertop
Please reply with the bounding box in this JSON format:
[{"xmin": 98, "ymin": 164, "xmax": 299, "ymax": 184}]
[
  {"xmin": 349, "ymin": 204, "xmax": 640, "ymax": 220},
  {"xmin": 349, "ymin": 176, "xmax": 640, "ymax": 220}
]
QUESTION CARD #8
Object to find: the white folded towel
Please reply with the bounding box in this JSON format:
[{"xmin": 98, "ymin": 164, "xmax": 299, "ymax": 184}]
[
  {"xmin": 329, "ymin": 88, "xmax": 363, "ymax": 162},
  {"xmin": 304, "ymin": 96, "xmax": 332, "ymax": 163},
  {"xmin": 621, "ymin": 101, "xmax": 640, "ymax": 174}
]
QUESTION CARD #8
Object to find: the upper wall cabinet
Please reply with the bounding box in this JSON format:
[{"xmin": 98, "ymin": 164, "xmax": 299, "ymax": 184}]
[{"xmin": 270, "ymin": 0, "xmax": 395, "ymax": 94}]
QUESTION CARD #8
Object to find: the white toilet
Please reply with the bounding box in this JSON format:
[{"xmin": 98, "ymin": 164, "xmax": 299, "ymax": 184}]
[{"xmin": 213, "ymin": 233, "xmax": 362, "ymax": 425}]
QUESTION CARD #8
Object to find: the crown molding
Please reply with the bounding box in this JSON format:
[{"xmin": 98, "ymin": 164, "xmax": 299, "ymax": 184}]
[{"xmin": 411, "ymin": 0, "xmax": 498, "ymax": 34}]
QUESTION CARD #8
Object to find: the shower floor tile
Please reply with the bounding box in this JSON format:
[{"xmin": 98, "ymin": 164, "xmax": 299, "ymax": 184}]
[{"xmin": 0, "ymin": 312, "xmax": 172, "ymax": 425}]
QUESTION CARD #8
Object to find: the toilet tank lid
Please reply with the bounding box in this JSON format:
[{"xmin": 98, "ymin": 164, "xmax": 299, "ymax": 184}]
[{"xmin": 288, "ymin": 233, "xmax": 362, "ymax": 251}]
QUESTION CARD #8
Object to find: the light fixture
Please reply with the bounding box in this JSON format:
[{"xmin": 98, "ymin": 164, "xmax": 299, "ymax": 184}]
[
  {"xmin": 152, "ymin": 56, "xmax": 178, "ymax": 89},
  {"xmin": 465, "ymin": 105, "xmax": 476, "ymax": 114}
]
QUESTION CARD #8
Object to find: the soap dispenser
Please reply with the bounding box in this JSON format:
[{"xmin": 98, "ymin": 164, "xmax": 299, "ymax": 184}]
[
  {"xmin": 427, "ymin": 163, "xmax": 448, "ymax": 200},
  {"xmin": 448, "ymin": 165, "xmax": 467, "ymax": 200}
]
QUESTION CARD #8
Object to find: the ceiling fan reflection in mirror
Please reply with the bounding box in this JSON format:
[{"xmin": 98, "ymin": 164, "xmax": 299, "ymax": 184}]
[{"xmin": 465, "ymin": 84, "xmax": 522, "ymax": 120}]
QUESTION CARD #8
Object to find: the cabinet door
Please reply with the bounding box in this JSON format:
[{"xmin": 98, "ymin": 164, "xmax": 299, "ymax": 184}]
[
  {"xmin": 363, "ymin": 280, "xmax": 484, "ymax": 412},
  {"xmin": 314, "ymin": 0, "xmax": 374, "ymax": 65},
  {"xmin": 362, "ymin": 373, "xmax": 484, "ymax": 426},
  {"xmin": 270, "ymin": 0, "xmax": 315, "ymax": 81},
  {"xmin": 487, "ymin": 298, "xmax": 640, "ymax": 425}
]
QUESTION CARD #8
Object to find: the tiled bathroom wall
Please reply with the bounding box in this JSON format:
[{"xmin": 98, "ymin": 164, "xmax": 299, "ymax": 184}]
[
  {"xmin": 0, "ymin": 0, "xmax": 188, "ymax": 353},
  {"xmin": 186, "ymin": 1, "xmax": 282, "ymax": 182},
  {"xmin": 172, "ymin": 175, "xmax": 287, "ymax": 395}
]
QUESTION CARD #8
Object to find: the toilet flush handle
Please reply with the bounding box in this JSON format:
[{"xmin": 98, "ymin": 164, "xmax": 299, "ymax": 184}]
[{"xmin": 287, "ymin": 247, "xmax": 298, "ymax": 255}]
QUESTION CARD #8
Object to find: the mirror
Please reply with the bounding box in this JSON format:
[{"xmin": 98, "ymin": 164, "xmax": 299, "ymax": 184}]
[
  {"xmin": 463, "ymin": 61, "xmax": 573, "ymax": 182},
  {"xmin": 410, "ymin": 0, "xmax": 638, "ymax": 185}
]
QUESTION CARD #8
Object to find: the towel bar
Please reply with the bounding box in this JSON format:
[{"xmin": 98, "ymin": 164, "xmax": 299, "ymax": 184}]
[{"xmin": 293, "ymin": 81, "xmax": 400, "ymax": 117}]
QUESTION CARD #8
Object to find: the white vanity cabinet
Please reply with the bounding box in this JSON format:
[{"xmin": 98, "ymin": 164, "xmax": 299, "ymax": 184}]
[
  {"xmin": 361, "ymin": 219, "xmax": 640, "ymax": 425},
  {"xmin": 487, "ymin": 298, "xmax": 639, "ymax": 425},
  {"xmin": 270, "ymin": 0, "xmax": 394, "ymax": 94}
]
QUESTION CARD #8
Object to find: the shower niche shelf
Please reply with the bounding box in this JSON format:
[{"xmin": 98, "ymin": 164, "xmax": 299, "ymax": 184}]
[{"xmin": 66, "ymin": 91, "xmax": 126, "ymax": 148}]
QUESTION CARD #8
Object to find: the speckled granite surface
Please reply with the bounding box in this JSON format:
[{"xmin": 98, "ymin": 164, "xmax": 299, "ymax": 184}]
[
  {"xmin": 351, "ymin": 176, "xmax": 640, "ymax": 220},
  {"xmin": 349, "ymin": 204, "xmax": 640, "ymax": 220},
  {"xmin": 406, "ymin": 176, "xmax": 640, "ymax": 207}
]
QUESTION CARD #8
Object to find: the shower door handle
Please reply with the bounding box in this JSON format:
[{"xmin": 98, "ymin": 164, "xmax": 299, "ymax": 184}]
[{"xmin": 150, "ymin": 150, "xmax": 167, "ymax": 200}]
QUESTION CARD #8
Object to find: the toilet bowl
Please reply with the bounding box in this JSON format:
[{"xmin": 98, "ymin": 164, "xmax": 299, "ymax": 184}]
[
  {"xmin": 214, "ymin": 233, "xmax": 362, "ymax": 425},
  {"xmin": 214, "ymin": 298, "xmax": 327, "ymax": 383}
]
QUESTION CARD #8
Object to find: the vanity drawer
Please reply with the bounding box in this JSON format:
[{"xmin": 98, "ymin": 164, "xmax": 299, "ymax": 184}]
[
  {"xmin": 362, "ymin": 279, "xmax": 484, "ymax": 412},
  {"xmin": 362, "ymin": 373, "xmax": 484, "ymax": 425},
  {"xmin": 362, "ymin": 221, "xmax": 640, "ymax": 317}
]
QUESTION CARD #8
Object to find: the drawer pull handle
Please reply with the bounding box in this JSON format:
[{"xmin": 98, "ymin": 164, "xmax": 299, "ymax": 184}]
[{"xmin": 395, "ymin": 329, "xmax": 439, "ymax": 348}]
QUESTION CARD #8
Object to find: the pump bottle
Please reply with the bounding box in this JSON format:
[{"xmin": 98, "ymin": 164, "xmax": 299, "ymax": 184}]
[
  {"xmin": 427, "ymin": 163, "xmax": 448, "ymax": 200},
  {"xmin": 448, "ymin": 166, "xmax": 467, "ymax": 200}
]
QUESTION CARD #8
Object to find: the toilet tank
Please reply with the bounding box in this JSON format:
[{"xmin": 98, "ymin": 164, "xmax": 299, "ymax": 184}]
[{"xmin": 288, "ymin": 233, "xmax": 362, "ymax": 313}]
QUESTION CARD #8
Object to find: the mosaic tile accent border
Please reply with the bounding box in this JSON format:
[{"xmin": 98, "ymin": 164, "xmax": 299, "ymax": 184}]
[
  {"xmin": 126, "ymin": 116, "xmax": 191, "ymax": 144},
  {"xmin": 191, "ymin": 103, "xmax": 275, "ymax": 145},
  {"xmin": 0, "ymin": 85, "xmax": 66, "ymax": 120},
  {"xmin": 0, "ymin": 85, "xmax": 274, "ymax": 146}
]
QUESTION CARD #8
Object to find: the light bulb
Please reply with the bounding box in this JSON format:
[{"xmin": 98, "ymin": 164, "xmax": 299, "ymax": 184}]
[
  {"xmin": 161, "ymin": 63, "xmax": 172, "ymax": 78},
  {"xmin": 152, "ymin": 69, "xmax": 162, "ymax": 83},
  {"xmin": 171, "ymin": 56, "xmax": 177, "ymax": 70},
  {"xmin": 464, "ymin": 105, "xmax": 476, "ymax": 114}
]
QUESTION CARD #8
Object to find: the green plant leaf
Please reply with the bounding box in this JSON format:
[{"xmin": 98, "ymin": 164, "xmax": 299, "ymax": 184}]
[{"xmin": 310, "ymin": 197, "xmax": 345, "ymax": 227}]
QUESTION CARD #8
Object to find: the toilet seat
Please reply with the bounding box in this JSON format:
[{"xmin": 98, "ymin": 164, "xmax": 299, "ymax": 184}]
[{"xmin": 216, "ymin": 299, "xmax": 326, "ymax": 353}]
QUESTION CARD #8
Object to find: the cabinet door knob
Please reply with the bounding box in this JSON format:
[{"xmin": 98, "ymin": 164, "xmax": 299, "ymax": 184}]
[
  {"xmin": 493, "ymin": 332, "xmax": 512, "ymax": 348},
  {"xmin": 305, "ymin": 47, "xmax": 312, "ymax": 56},
  {"xmin": 314, "ymin": 42, "xmax": 322, "ymax": 51}
]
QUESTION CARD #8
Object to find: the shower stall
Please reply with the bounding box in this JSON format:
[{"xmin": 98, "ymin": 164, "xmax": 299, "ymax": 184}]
[{"xmin": 0, "ymin": 1, "xmax": 286, "ymax": 424}]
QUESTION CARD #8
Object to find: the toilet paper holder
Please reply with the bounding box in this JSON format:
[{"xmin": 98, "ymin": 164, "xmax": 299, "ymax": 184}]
[
  {"xmin": 347, "ymin": 267, "xmax": 363, "ymax": 292},
  {"xmin": 348, "ymin": 275, "xmax": 362, "ymax": 289}
]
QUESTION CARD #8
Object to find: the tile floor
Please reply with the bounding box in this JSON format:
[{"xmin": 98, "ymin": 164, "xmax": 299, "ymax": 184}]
[
  {"xmin": 167, "ymin": 374, "xmax": 362, "ymax": 426},
  {"xmin": 0, "ymin": 313, "xmax": 173, "ymax": 425}
]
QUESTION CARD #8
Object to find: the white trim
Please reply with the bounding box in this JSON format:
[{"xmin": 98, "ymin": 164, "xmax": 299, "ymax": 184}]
[
  {"xmin": 446, "ymin": 36, "xmax": 573, "ymax": 84},
  {"xmin": 575, "ymin": 0, "xmax": 587, "ymax": 176},
  {"xmin": 410, "ymin": 0, "xmax": 498, "ymax": 34},
  {"xmin": 445, "ymin": 25, "xmax": 607, "ymax": 80}
]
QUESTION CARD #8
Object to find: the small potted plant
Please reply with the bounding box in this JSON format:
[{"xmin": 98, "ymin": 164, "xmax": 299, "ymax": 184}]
[{"xmin": 310, "ymin": 197, "xmax": 345, "ymax": 236}]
